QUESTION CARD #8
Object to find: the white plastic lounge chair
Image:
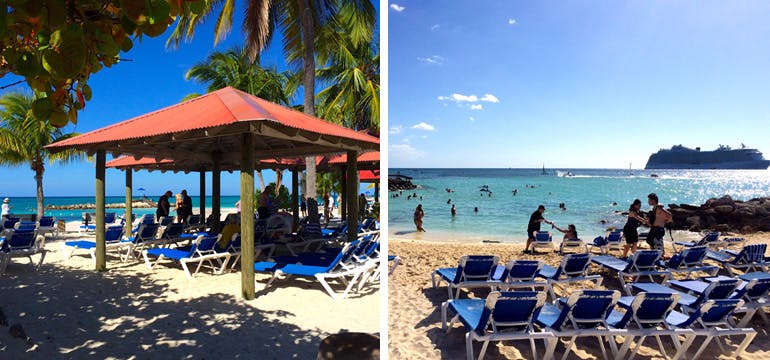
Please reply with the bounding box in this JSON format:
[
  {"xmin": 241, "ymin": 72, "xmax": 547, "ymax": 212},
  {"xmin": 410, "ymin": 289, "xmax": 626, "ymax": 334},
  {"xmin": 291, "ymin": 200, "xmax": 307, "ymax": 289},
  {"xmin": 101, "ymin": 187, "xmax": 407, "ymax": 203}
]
[
  {"xmin": 537, "ymin": 253, "xmax": 602, "ymax": 300},
  {"xmin": 442, "ymin": 291, "xmax": 554, "ymax": 360},
  {"xmin": 587, "ymin": 230, "xmax": 624, "ymax": 254},
  {"xmin": 62, "ymin": 225, "xmax": 124, "ymax": 263},
  {"xmin": 36, "ymin": 216, "xmax": 57, "ymax": 237},
  {"xmin": 0, "ymin": 230, "xmax": 46, "ymax": 274},
  {"xmin": 431, "ymin": 255, "xmax": 501, "ymax": 299},
  {"xmin": 531, "ymin": 231, "xmax": 554, "ymax": 253},
  {"xmin": 706, "ymin": 243, "xmax": 767, "ymax": 276},
  {"xmin": 142, "ymin": 234, "xmax": 231, "ymax": 278},
  {"xmin": 559, "ymin": 237, "xmax": 588, "ymax": 255},
  {"xmin": 656, "ymin": 245, "xmax": 718, "ymax": 279},
  {"xmin": 591, "ymin": 250, "xmax": 670, "ymax": 294}
]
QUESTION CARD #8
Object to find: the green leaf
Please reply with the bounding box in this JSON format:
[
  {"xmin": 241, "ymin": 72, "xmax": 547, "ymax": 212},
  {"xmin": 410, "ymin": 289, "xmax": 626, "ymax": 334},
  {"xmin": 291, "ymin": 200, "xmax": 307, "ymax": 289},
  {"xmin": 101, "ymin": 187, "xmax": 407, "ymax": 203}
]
[{"xmin": 31, "ymin": 97, "xmax": 53, "ymax": 119}]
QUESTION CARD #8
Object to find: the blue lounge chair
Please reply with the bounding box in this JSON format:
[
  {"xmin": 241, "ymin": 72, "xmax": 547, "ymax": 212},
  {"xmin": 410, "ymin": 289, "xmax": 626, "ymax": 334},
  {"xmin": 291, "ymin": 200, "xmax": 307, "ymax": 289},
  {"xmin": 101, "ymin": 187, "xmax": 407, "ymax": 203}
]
[
  {"xmin": 612, "ymin": 292, "xmax": 683, "ymax": 360},
  {"xmin": 732, "ymin": 272, "xmax": 770, "ymax": 327},
  {"xmin": 142, "ymin": 234, "xmax": 231, "ymax": 278},
  {"xmin": 183, "ymin": 214, "xmax": 202, "ymax": 232},
  {"xmin": 1, "ymin": 217, "xmax": 20, "ymax": 233},
  {"xmin": 14, "ymin": 221, "xmax": 37, "ymax": 232},
  {"xmin": 537, "ymin": 253, "xmax": 602, "ymax": 300},
  {"xmin": 220, "ymin": 232, "xmax": 276, "ymax": 269},
  {"xmin": 441, "ymin": 291, "xmax": 553, "ymax": 360},
  {"xmin": 431, "ymin": 255, "xmax": 500, "ymax": 299},
  {"xmin": 531, "ymin": 231, "xmax": 554, "ymax": 253},
  {"xmin": 591, "ymin": 250, "xmax": 669, "ymax": 293},
  {"xmin": 587, "ymin": 230, "xmax": 624, "ymax": 254},
  {"xmin": 631, "ymin": 277, "xmax": 741, "ymax": 312},
  {"xmin": 158, "ymin": 216, "xmax": 175, "ymax": 227},
  {"xmin": 496, "ymin": 260, "xmax": 548, "ymax": 292},
  {"xmin": 0, "ymin": 230, "xmax": 46, "ymax": 274},
  {"xmin": 535, "ymin": 289, "xmax": 622, "ymax": 360},
  {"xmin": 388, "ymin": 254, "xmax": 401, "ymax": 276},
  {"xmin": 665, "ymin": 299, "xmax": 755, "ymax": 359},
  {"xmin": 559, "ymin": 237, "xmax": 587, "ymax": 255},
  {"xmin": 36, "ymin": 216, "xmax": 57, "ymax": 237},
  {"xmin": 706, "ymin": 243, "xmax": 767, "ymax": 276},
  {"xmin": 253, "ymin": 240, "xmax": 368, "ymax": 299},
  {"xmin": 116, "ymin": 222, "xmax": 160, "ymax": 261},
  {"xmin": 656, "ymin": 245, "xmax": 719, "ymax": 279},
  {"xmin": 62, "ymin": 225, "xmax": 125, "ymax": 263},
  {"xmin": 673, "ymin": 231, "xmax": 722, "ymax": 251}
]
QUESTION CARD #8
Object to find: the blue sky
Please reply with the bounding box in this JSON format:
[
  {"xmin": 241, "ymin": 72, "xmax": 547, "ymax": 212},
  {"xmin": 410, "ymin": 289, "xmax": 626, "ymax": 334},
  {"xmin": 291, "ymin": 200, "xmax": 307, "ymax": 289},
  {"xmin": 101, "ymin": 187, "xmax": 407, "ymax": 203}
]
[
  {"xmin": 387, "ymin": 1, "xmax": 770, "ymax": 169},
  {"xmin": 0, "ymin": 2, "xmax": 379, "ymax": 197}
]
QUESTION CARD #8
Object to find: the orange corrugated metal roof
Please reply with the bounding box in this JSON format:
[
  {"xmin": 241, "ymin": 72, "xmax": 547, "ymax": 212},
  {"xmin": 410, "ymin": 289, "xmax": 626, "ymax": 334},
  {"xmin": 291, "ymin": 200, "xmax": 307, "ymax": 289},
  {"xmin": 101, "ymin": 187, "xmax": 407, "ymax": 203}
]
[
  {"xmin": 326, "ymin": 151, "xmax": 379, "ymax": 164},
  {"xmin": 359, "ymin": 170, "xmax": 380, "ymax": 181},
  {"xmin": 106, "ymin": 157, "xmax": 172, "ymax": 168},
  {"xmin": 49, "ymin": 87, "xmax": 379, "ymax": 148}
]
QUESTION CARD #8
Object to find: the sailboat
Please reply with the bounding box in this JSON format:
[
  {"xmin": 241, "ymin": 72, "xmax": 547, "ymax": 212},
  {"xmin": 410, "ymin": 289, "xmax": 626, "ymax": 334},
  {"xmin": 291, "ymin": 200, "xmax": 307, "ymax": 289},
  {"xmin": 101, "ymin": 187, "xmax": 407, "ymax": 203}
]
[{"xmin": 629, "ymin": 162, "xmax": 634, "ymax": 176}]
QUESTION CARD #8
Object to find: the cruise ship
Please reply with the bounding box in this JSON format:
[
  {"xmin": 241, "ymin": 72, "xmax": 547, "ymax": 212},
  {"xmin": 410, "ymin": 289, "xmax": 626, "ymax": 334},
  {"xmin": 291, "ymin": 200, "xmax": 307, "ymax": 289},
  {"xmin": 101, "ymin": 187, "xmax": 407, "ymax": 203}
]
[{"xmin": 645, "ymin": 145, "xmax": 770, "ymax": 170}]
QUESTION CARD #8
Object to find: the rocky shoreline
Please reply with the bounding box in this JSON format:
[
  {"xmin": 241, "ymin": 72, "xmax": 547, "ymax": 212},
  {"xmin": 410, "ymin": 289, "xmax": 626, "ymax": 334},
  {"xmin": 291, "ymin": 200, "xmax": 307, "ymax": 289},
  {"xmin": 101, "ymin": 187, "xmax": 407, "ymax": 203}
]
[
  {"xmin": 669, "ymin": 195, "xmax": 770, "ymax": 233},
  {"xmin": 46, "ymin": 200, "xmax": 156, "ymax": 210}
]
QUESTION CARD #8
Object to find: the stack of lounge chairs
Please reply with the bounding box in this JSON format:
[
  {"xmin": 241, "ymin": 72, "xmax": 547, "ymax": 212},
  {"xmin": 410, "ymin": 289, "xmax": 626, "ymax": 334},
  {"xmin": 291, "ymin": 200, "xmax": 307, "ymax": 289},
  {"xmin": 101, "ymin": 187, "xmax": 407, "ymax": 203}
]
[{"xmin": 434, "ymin": 243, "xmax": 769, "ymax": 359}]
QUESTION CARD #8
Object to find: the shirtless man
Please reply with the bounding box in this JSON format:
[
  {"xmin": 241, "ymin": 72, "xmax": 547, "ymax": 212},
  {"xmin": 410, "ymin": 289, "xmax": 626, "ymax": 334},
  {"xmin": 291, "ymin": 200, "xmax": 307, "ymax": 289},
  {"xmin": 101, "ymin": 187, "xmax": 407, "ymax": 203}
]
[{"xmin": 646, "ymin": 193, "xmax": 672, "ymax": 255}]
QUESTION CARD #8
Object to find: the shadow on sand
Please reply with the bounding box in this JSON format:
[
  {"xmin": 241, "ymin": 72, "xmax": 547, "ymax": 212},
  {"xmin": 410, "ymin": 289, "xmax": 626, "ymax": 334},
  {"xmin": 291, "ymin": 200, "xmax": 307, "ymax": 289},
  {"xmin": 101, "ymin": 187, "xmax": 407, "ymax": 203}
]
[{"xmin": 0, "ymin": 263, "xmax": 324, "ymax": 358}]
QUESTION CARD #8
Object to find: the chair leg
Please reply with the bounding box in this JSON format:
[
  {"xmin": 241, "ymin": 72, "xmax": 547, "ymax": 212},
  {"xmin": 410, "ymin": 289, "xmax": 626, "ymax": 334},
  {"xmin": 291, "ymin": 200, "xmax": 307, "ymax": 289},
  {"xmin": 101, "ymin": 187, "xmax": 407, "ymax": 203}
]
[
  {"xmin": 142, "ymin": 251, "xmax": 154, "ymax": 269},
  {"xmin": 316, "ymin": 273, "xmax": 340, "ymax": 300},
  {"xmin": 181, "ymin": 259, "xmax": 193, "ymax": 278},
  {"xmin": 731, "ymin": 331, "xmax": 756, "ymax": 358},
  {"xmin": 560, "ymin": 336, "xmax": 576, "ymax": 360},
  {"xmin": 34, "ymin": 251, "xmax": 46, "ymax": 271},
  {"xmin": 466, "ymin": 332, "xmax": 475, "ymax": 360},
  {"xmin": 478, "ymin": 340, "xmax": 490, "ymax": 360}
]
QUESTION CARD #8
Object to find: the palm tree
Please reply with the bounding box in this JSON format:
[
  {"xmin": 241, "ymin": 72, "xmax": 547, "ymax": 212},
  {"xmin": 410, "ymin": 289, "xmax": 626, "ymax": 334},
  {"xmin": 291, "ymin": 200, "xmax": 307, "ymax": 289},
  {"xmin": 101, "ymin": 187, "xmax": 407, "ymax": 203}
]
[
  {"xmin": 168, "ymin": 0, "xmax": 376, "ymax": 203},
  {"xmin": 186, "ymin": 47, "xmax": 296, "ymax": 193},
  {"xmin": 316, "ymin": 27, "xmax": 379, "ymax": 132},
  {"xmin": 0, "ymin": 92, "xmax": 86, "ymax": 218}
]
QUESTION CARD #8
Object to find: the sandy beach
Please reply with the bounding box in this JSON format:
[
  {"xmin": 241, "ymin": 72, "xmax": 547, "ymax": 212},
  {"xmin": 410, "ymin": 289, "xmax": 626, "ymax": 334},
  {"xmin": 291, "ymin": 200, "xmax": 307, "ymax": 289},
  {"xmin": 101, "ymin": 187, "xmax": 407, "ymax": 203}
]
[
  {"xmin": 388, "ymin": 232, "xmax": 770, "ymax": 359},
  {"xmin": 0, "ymin": 224, "xmax": 379, "ymax": 358}
]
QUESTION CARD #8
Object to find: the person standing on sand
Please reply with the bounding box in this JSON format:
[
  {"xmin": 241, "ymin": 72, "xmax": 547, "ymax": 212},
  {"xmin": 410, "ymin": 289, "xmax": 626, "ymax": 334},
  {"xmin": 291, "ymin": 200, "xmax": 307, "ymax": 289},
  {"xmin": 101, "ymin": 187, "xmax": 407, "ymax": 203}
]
[
  {"xmin": 174, "ymin": 193, "xmax": 184, "ymax": 222},
  {"xmin": 359, "ymin": 193, "xmax": 368, "ymax": 218},
  {"xmin": 156, "ymin": 191, "xmax": 172, "ymax": 221},
  {"xmin": 414, "ymin": 204, "xmax": 425, "ymax": 232},
  {"xmin": 178, "ymin": 189, "xmax": 193, "ymax": 222},
  {"xmin": 2, "ymin": 198, "xmax": 11, "ymax": 221},
  {"xmin": 622, "ymin": 199, "xmax": 649, "ymax": 257},
  {"xmin": 300, "ymin": 197, "xmax": 307, "ymax": 217},
  {"xmin": 258, "ymin": 188, "xmax": 270, "ymax": 219},
  {"xmin": 647, "ymin": 193, "xmax": 672, "ymax": 255},
  {"xmin": 524, "ymin": 205, "xmax": 553, "ymax": 254}
]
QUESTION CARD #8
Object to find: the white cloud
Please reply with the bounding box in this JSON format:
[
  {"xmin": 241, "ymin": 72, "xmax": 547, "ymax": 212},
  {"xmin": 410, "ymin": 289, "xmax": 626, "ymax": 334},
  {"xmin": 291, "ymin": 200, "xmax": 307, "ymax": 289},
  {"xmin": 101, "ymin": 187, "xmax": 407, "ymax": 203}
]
[
  {"xmin": 390, "ymin": 3, "xmax": 405, "ymax": 12},
  {"xmin": 508, "ymin": 18, "xmax": 517, "ymax": 25},
  {"xmin": 440, "ymin": 93, "xmax": 477, "ymax": 102},
  {"xmin": 431, "ymin": 24, "xmax": 440, "ymax": 31},
  {"xmin": 470, "ymin": 104, "xmax": 483, "ymax": 110},
  {"xmin": 389, "ymin": 143, "xmax": 425, "ymax": 159},
  {"xmin": 417, "ymin": 55, "xmax": 444, "ymax": 65},
  {"xmin": 411, "ymin": 122, "xmax": 435, "ymax": 131},
  {"xmin": 469, "ymin": 116, "xmax": 475, "ymax": 122},
  {"xmin": 480, "ymin": 94, "xmax": 499, "ymax": 103},
  {"xmin": 389, "ymin": 125, "xmax": 403, "ymax": 135}
]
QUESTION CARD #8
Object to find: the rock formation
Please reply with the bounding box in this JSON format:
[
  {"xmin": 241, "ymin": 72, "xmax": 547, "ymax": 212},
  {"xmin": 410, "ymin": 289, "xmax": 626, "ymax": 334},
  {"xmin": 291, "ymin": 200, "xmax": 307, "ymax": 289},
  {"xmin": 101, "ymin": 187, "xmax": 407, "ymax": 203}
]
[{"xmin": 668, "ymin": 195, "xmax": 770, "ymax": 233}]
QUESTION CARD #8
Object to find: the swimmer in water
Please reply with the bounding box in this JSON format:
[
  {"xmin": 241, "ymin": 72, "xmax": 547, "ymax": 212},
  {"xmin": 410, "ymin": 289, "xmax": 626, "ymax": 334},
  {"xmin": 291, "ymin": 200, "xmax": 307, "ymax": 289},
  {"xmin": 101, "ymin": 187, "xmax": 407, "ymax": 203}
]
[
  {"xmin": 474, "ymin": 207, "xmax": 479, "ymax": 213},
  {"xmin": 451, "ymin": 204, "xmax": 456, "ymax": 216}
]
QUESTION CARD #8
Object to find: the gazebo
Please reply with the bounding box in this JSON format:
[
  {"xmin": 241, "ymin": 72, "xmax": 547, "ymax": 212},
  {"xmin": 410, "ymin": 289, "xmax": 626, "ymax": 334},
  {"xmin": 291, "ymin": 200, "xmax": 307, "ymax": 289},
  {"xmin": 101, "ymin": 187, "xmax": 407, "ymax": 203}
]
[{"xmin": 47, "ymin": 86, "xmax": 379, "ymax": 299}]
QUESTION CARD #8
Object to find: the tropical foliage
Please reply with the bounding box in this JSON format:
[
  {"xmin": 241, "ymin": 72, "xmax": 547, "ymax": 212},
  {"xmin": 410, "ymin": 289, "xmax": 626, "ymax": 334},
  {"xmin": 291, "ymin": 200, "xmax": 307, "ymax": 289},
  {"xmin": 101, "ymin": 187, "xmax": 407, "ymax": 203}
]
[
  {"xmin": 0, "ymin": 92, "xmax": 86, "ymax": 217},
  {"xmin": 0, "ymin": 0, "xmax": 197, "ymax": 126}
]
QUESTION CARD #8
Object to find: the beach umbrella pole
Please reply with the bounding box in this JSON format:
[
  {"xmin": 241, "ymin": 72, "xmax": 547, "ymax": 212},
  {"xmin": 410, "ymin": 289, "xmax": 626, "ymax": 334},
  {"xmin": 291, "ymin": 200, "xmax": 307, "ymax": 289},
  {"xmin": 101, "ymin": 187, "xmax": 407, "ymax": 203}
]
[
  {"xmin": 125, "ymin": 170, "xmax": 133, "ymax": 240},
  {"xmin": 95, "ymin": 150, "xmax": 107, "ymax": 271},
  {"xmin": 199, "ymin": 171, "xmax": 206, "ymax": 220},
  {"xmin": 240, "ymin": 134, "xmax": 255, "ymax": 300},
  {"xmin": 346, "ymin": 151, "xmax": 358, "ymax": 242},
  {"xmin": 291, "ymin": 168, "xmax": 299, "ymax": 230}
]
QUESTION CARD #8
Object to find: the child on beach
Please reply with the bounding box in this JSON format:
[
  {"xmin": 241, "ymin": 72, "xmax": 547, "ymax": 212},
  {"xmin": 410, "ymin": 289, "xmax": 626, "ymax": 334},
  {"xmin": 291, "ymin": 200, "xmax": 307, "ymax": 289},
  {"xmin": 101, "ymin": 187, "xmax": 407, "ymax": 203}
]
[
  {"xmin": 414, "ymin": 204, "xmax": 425, "ymax": 232},
  {"xmin": 622, "ymin": 199, "xmax": 649, "ymax": 257}
]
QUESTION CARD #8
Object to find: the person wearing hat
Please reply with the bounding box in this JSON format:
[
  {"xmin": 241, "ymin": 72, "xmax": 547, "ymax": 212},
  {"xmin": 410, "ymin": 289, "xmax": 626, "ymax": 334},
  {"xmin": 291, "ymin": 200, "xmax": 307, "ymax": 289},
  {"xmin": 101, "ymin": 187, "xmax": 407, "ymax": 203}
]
[
  {"xmin": 2, "ymin": 198, "xmax": 10, "ymax": 221},
  {"xmin": 156, "ymin": 191, "xmax": 172, "ymax": 221},
  {"xmin": 523, "ymin": 205, "xmax": 553, "ymax": 254}
]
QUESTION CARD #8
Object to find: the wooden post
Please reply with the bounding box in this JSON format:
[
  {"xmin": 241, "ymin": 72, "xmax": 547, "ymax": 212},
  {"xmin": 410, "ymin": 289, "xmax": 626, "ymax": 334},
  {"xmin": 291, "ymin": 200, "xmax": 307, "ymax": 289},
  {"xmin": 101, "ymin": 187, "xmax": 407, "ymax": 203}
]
[
  {"xmin": 240, "ymin": 134, "xmax": 255, "ymax": 300},
  {"xmin": 199, "ymin": 171, "xmax": 206, "ymax": 220},
  {"xmin": 340, "ymin": 166, "xmax": 347, "ymax": 220},
  {"xmin": 374, "ymin": 182, "xmax": 380, "ymax": 203},
  {"xmin": 95, "ymin": 150, "xmax": 106, "ymax": 271},
  {"xmin": 346, "ymin": 151, "xmax": 358, "ymax": 242},
  {"xmin": 212, "ymin": 152, "xmax": 221, "ymax": 233},
  {"xmin": 291, "ymin": 168, "xmax": 299, "ymax": 230},
  {"xmin": 124, "ymin": 169, "xmax": 133, "ymax": 241}
]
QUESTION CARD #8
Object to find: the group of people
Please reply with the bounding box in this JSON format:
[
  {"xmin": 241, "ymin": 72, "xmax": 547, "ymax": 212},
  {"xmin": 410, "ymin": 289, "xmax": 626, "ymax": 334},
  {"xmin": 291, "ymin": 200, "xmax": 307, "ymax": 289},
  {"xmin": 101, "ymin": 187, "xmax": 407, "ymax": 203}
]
[
  {"xmin": 156, "ymin": 190, "xmax": 193, "ymax": 222},
  {"xmin": 516, "ymin": 193, "xmax": 673, "ymax": 256}
]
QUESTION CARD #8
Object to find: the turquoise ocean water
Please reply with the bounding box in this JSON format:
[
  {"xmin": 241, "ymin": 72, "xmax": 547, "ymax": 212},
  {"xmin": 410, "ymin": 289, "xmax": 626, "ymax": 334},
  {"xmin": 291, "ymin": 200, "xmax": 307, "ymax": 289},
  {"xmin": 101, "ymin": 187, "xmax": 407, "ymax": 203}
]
[
  {"xmin": 1, "ymin": 196, "xmax": 242, "ymax": 222},
  {"xmin": 388, "ymin": 168, "xmax": 770, "ymax": 242}
]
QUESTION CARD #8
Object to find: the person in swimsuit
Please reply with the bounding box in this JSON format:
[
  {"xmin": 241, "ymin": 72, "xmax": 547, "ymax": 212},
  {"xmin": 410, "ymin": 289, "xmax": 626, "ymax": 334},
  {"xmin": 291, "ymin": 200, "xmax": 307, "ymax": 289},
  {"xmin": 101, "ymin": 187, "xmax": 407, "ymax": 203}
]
[
  {"xmin": 552, "ymin": 223, "xmax": 578, "ymax": 240},
  {"xmin": 647, "ymin": 193, "xmax": 672, "ymax": 255},
  {"xmin": 414, "ymin": 204, "xmax": 425, "ymax": 232},
  {"xmin": 622, "ymin": 199, "xmax": 649, "ymax": 257},
  {"xmin": 451, "ymin": 204, "xmax": 456, "ymax": 217}
]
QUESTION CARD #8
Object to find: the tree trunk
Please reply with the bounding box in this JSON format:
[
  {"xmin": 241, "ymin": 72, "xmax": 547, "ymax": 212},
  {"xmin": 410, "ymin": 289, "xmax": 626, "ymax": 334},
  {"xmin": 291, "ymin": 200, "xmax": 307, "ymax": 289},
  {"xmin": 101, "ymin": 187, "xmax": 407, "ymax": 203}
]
[
  {"xmin": 256, "ymin": 170, "xmax": 266, "ymax": 191},
  {"xmin": 298, "ymin": 0, "xmax": 317, "ymax": 202},
  {"xmin": 274, "ymin": 170, "xmax": 283, "ymax": 196},
  {"xmin": 35, "ymin": 167, "xmax": 44, "ymax": 219}
]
